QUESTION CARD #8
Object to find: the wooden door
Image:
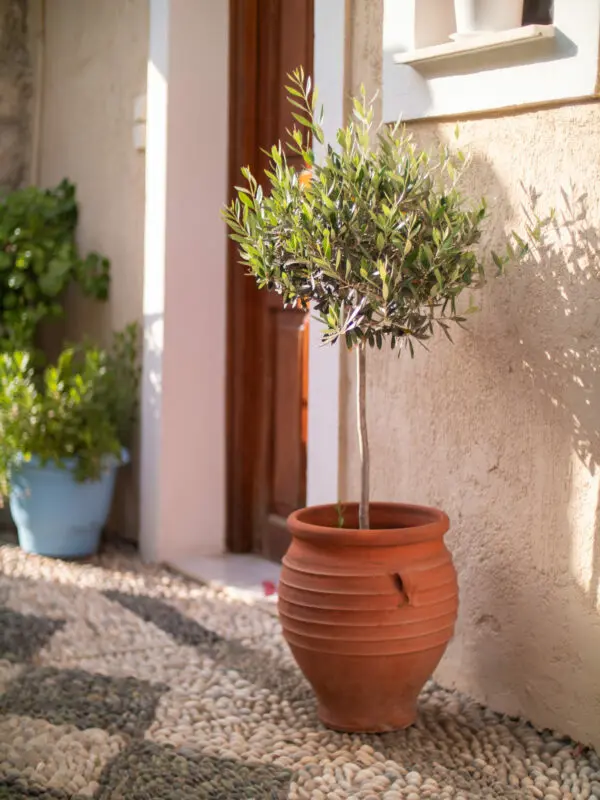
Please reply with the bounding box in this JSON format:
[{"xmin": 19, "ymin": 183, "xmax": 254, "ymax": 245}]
[{"xmin": 227, "ymin": 0, "xmax": 313, "ymax": 561}]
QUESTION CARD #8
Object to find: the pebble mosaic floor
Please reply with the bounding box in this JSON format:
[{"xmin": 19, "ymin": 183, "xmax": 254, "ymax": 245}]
[{"xmin": 0, "ymin": 536, "xmax": 598, "ymax": 800}]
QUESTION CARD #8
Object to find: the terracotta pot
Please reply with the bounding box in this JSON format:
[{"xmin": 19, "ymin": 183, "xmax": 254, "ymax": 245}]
[{"xmin": 278, "ymin": 502, "xmax": 458, "ymax": 733}]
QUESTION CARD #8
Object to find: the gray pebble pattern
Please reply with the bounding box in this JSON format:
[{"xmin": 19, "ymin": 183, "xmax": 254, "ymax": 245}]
[
  {"xmin": 95, "ymin": 741, "xmax": 291, "ymax": 799},
  {"xmin": 106, "ymin": 588, "xmax": 313, "ymax": 700},
  {"xmin": 0, "ymin": 781, "xmax": 70, "ymax": 799},
  {"xmin": 0, "ymin": 541, "xmax": 598, "ymax": 800},
  {"xmin": 0, "ymin": 666, "xmax": 167, "ymax": 736},
  {"xmin": 0, "ymin": 608, "xmax": 65, "ymax": 663},
  {"xmin": 104, "ymin": 590, "xmax": 223, "ymax": 647}
]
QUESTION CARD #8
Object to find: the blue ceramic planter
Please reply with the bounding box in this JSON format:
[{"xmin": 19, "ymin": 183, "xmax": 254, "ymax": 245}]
[{"xmin": 9, "ymin": 452, "xmax": 128, "ymax": 559}]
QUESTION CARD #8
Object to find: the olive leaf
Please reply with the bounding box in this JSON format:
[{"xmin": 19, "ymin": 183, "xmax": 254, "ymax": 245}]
[
  {"xmin": 224, "ymin": 68, "xmax": 542, "ymax": 353},
  {"xmin": 223, "ymin": 68, "xmax": 548, "ymax": 529}
]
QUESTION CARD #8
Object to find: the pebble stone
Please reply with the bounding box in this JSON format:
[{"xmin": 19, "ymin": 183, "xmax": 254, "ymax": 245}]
[{"xmin": 0, "ymin": 541, "xmax": 598, "ymax": 799}]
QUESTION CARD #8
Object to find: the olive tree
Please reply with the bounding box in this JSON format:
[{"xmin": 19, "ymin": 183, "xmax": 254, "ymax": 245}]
[{"xmin": 224, "ymin": 68, "xmax": 545, "ymax": 529}]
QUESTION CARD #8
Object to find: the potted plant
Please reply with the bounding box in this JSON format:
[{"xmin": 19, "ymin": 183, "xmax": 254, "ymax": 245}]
[
  {"xmin": 453, "ymin": 0, "xmax": 525, "ymax": 37},
  {"xmin": 0, "ymin": 179, "xmax": 110, "ymax": 353},
  {"xmin": 0, "ymin": 324, "xmax": 140, "ymax": 559},
  {"xmin": 224, "ymin": 69, "xmax": 544, "ymax": 732}
]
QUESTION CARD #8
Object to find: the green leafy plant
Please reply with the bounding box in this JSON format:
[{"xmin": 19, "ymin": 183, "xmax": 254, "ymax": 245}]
[
  {"xmin": 224, "ymin": 68, "xmax": 547, "ymax": 529},
  {"xmin": 0, "ymin": 179, "xmax": 110, "ymax": 351},
  {"xmin": 0, "ymin": 323, "xmax": 140, "ymax": 499}
]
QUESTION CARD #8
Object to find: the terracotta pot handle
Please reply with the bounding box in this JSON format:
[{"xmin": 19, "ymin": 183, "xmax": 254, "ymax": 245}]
[{"xmin": 392, "ymin": 573, "xmax": 410, "ymax": 606}]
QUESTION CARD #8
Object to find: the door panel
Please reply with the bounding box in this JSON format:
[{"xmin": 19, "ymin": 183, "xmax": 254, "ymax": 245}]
[
  {"xmin": 270, "ymin": 310, "xmax": 306, "ymax": 518},
  {"xmin": 227, "ymin": 0, "xmax": 313, "ymax": 561},
  {"xmin": 263, "ymin": 308, "xmax": 308, "ymax": 561}
]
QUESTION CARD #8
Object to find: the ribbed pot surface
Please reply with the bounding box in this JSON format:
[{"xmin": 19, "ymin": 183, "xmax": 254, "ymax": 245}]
[{"xmin": 278, "ymin": 502, "xmax": 458, "ymax": 733}]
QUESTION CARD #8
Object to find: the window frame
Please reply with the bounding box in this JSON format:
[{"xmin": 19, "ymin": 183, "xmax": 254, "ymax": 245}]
[
  {"xmin": 523, "ymin": 0, "xmax": 554, "ymax": 26},
  {"xmin": 383, "ymin": 0, "xmax": 599, "ymax": 122}
]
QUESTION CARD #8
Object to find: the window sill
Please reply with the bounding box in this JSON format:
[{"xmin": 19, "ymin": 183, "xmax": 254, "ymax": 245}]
[{"xmin": 393, "ymin": 24, "xmax": 556, "ymax": 69}]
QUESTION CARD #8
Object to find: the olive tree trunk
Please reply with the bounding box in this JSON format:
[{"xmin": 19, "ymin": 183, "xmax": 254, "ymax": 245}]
[{"xmin": 356, "ymin": 342, "xmax": 370, "ymax": 529}]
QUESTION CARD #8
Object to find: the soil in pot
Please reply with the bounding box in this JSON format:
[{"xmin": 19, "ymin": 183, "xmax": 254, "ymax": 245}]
[{"xmin": 278, "ymin": 502, "xmax": 458, "ymax": 733}]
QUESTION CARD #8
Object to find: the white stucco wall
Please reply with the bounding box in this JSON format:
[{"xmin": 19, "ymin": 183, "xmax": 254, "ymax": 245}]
[
  {"xmin": 343, "ymin": 0, "xmax": 600, "ymax": 751},
  {"xmin": 38, "ymin": 0, "xmax": 149, "ymax": 539}
]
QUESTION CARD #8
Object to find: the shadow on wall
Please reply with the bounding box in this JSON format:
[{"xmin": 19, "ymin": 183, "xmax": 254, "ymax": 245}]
[
  {"xmin": 465, "ymin": 174, "xmax": 600, "ymax": 741},
  {"xmin": 518, "ymin": 185, "xmax": 600, "ymax": 597}
]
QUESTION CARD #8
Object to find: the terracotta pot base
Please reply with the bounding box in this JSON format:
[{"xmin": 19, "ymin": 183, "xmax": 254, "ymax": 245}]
[
  {"xmin": 279, "ymin": 503, "xmax": 459, "ymax": 734},
  {"xmin": 317, "ymin": 708, "xmax": 416, "ymax": 734},
  {"xmin": 291, "ymin": 646, "xmax": 447, "ymax": 733},
  {"xmin": 312, "ymin": 653, "xmax": 423, "ymax": 732}
]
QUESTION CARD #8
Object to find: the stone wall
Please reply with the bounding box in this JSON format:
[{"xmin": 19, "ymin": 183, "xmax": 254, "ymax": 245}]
[{"xmin": 0, "ymin": 0, "xmax": 30, "ymax": 190}]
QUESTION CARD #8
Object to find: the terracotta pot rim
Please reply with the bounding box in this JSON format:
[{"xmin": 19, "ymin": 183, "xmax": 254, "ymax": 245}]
[{"xmin": 287, "ymin": 502, "xmax": 450, "ymax": 546}]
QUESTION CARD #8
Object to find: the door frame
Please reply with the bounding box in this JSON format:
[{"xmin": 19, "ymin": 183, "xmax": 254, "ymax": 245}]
[
  {"xmin": 306, "ymin": 0, "xmax": 344, "ymax": 511},
  {"xmin": 226, "ymin": 0, "xmax": 345, "ymax": 555},
  {"xmin": 226, "ymin": 0, "xmax": 317, "ymax": 556}
]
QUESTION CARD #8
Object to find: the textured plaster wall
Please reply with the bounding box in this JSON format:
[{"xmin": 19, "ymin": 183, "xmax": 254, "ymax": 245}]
[
  {"xmin": 0, "ymin": 0, "xmax": 31, "ymax": 189},
  {"xmin": 339, "ymin": 0, "xmax": 384, "ymax": 494},
  {"xmin": 344, "ymin": 0, "xmax": 383, "ymax": 117},
  {"xmin": 39, "ymin": 0, "xmax": 149, "ymax": 539},
  {"xmin": 343, "ymin": 2, "xmax": 600, "ymax": 751}
]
